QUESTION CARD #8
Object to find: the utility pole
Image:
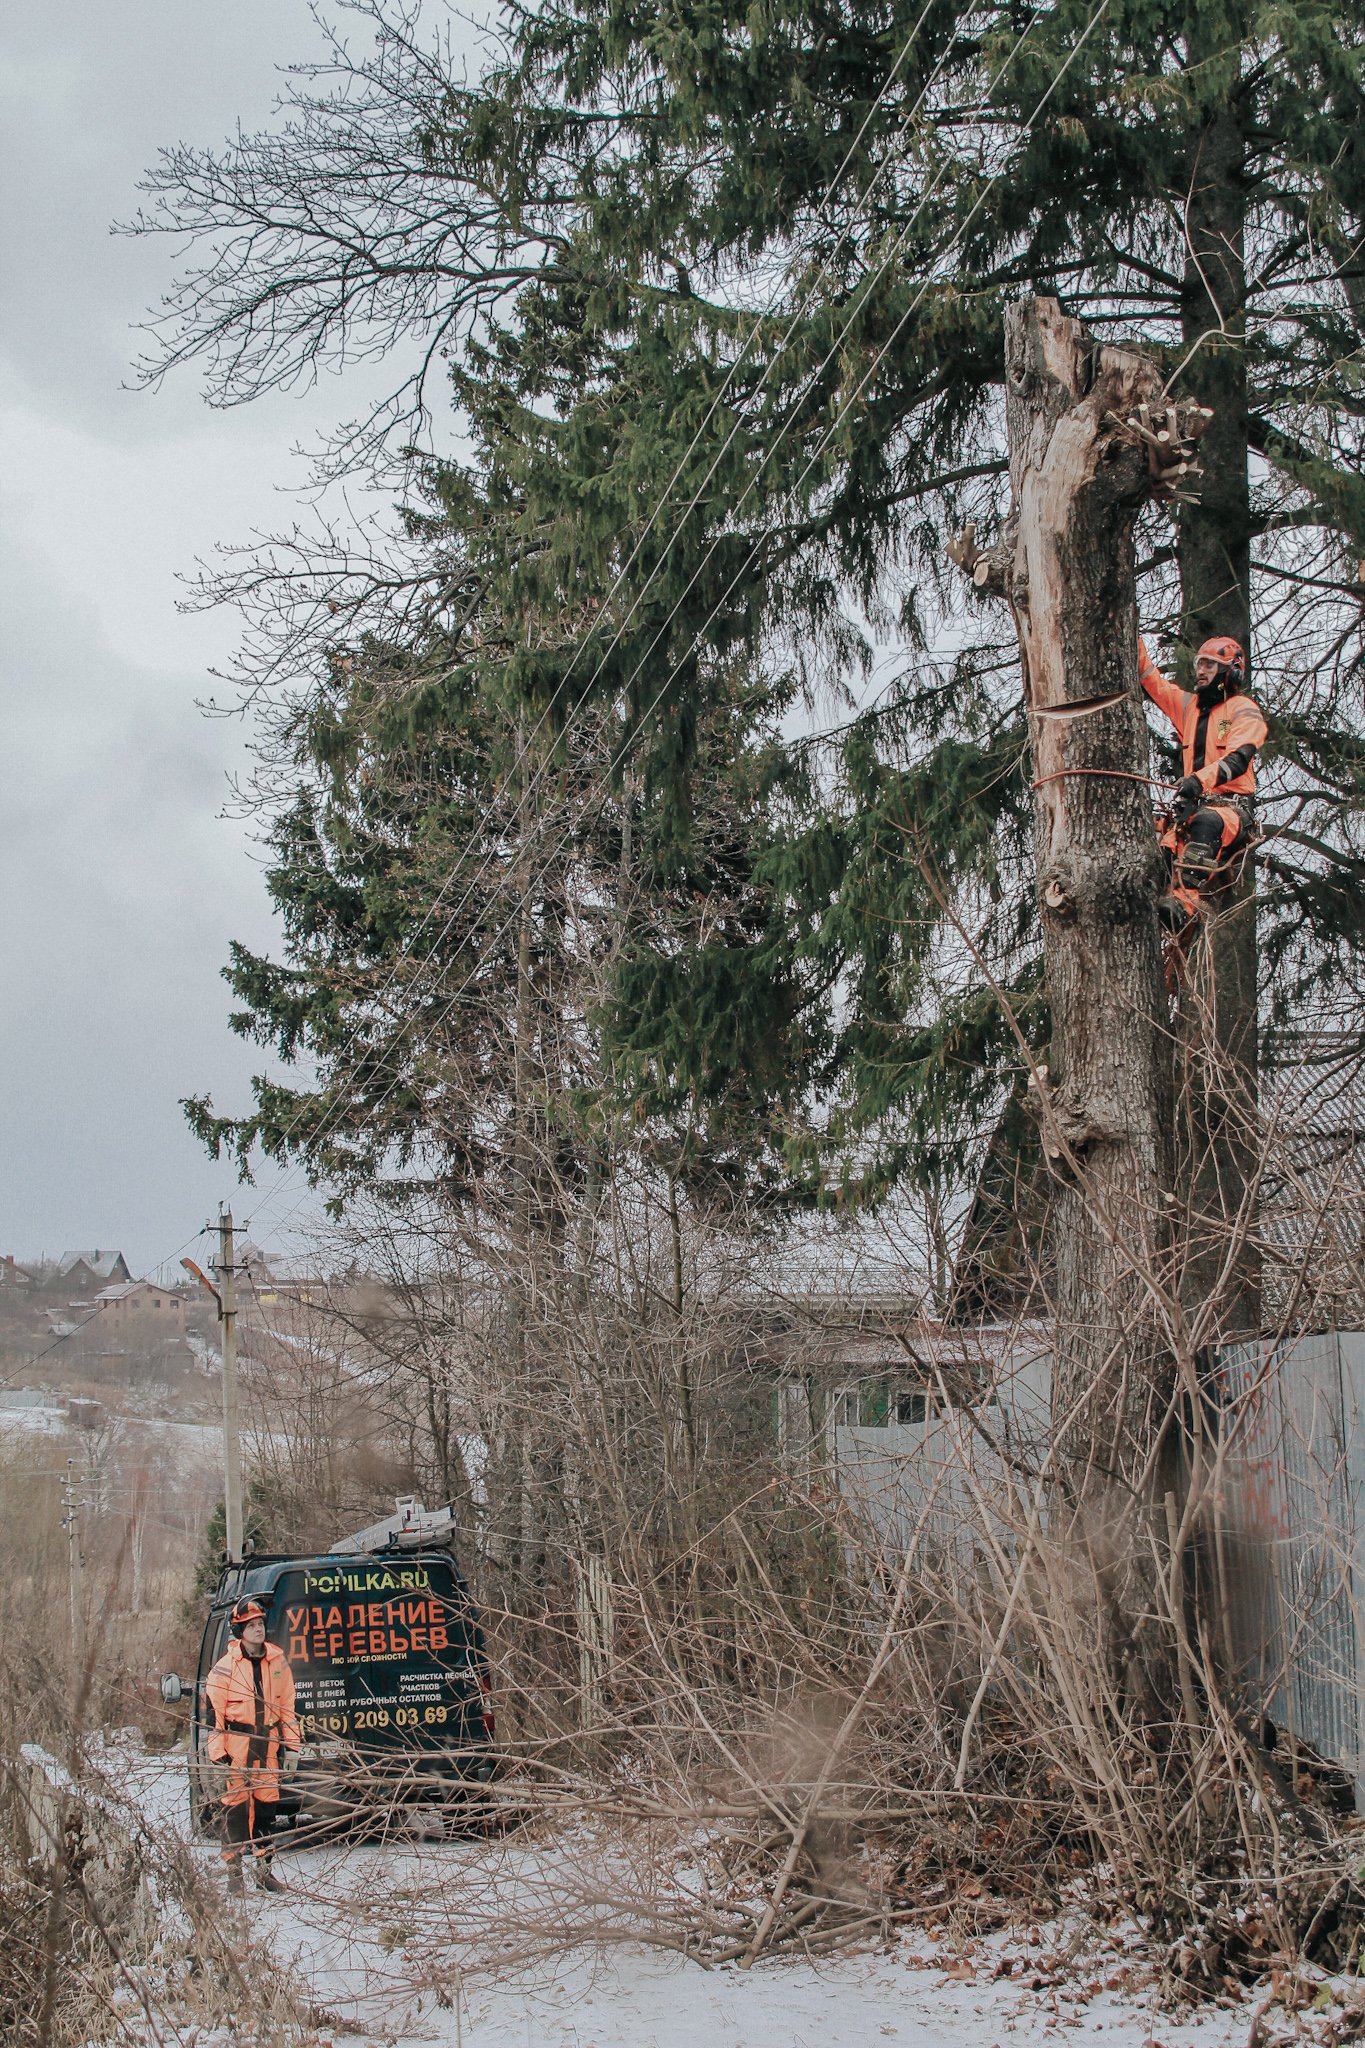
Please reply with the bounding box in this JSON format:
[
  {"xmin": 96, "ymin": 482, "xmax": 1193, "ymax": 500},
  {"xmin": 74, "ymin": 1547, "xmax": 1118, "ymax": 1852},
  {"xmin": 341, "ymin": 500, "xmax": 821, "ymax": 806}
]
[
  {"xmin": 61, "ymin": 1460, "xmax": 86, "ymax": 1671},
  {"xmin": 217, "ymin": 1206, "xmax": 244, "ymax": 1563}
]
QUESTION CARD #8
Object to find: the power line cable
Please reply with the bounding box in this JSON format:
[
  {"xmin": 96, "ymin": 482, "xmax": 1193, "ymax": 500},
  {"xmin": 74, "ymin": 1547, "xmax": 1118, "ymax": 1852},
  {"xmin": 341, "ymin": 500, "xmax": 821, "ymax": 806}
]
[
  {"xmin": 246, "ymin": 0, "xmax": 1113, "ymax": 1248},
  {"xmin": 248, "ymin": 0, "xmax": 1113, "ymax": 1228},
  {"xmin": 218, "ymin": 1, "xmax": 959, "ymax": 1181},
  {"xmin": 307, "ymin": 11, "xmax": 1040, "ymax": 1030},
  {"xmin": 241, "ymin": 17, "xmax": 1060, "ymax": 1239}
]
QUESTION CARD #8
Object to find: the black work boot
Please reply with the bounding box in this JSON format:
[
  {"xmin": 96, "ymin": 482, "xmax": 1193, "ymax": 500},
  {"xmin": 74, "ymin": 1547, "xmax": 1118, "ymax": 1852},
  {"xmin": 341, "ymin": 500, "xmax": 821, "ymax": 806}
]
[
  {"xmin": 1175, "ymin": 837, "xmax": 1219, "ymax": 900},
  {"xmin": 225, "ymin": 1859, "xmax": 245, "ymax": 1898},
  {"xmin": 251, "ymin": 1858, "xmax": 286, "ymax": 1895}
]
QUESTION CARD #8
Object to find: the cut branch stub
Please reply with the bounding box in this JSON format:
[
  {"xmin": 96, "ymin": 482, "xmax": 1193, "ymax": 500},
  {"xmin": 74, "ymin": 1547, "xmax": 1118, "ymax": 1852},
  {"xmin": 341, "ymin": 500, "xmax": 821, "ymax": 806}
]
[
  {"xmin": 1106, "ymin": 401, "xmax": 1214, "ymax": 505},
  {"xmin": 946, "ymin": 521, "xmax": 1010, "ymax": 597}
]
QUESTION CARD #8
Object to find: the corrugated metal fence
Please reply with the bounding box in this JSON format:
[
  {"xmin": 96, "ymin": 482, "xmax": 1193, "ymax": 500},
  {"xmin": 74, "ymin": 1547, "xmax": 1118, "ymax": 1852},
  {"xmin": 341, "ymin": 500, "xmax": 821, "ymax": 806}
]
[
  {"xmin": 1222, "ymin": 1333, "xmax": 1365, "ymax": 1795},
  {"xmin": 831, "ymin": 1330, "xmax": 1365, "ymax": 1803},
  {"xmin": 832, "ymin": 1340, "xmax": 1052, "ymax": 1572}
]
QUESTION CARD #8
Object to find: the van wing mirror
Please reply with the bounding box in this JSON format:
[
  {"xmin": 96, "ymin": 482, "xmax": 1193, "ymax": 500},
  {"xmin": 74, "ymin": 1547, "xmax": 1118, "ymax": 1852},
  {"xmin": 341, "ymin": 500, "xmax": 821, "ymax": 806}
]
[{"xmin": 160, "ymin": 1674, "xmax": 187, "ymax": 1704}]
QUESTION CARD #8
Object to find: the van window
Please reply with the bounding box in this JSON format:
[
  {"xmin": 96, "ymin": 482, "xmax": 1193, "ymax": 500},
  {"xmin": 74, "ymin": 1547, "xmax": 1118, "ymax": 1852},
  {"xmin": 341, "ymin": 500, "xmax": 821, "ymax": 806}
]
[
  {"xmin": 198, "ymin": 1613, "xmax": 228, "ymax": 1682},
  {"xmin": 193, "ymin": 1614, "xmax": 229, "ymax": 1755},
  {"xmin": 267, "ymin": 1559, "xmax": 479, "ymax": 1746}
]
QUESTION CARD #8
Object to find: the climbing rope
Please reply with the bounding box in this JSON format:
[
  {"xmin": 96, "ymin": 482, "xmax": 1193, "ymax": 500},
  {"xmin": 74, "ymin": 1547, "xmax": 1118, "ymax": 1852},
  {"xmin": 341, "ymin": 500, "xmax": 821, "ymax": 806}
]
[{"xmin": 1029, "ymin": 767, "xmax": 1179, "ymax": 793}]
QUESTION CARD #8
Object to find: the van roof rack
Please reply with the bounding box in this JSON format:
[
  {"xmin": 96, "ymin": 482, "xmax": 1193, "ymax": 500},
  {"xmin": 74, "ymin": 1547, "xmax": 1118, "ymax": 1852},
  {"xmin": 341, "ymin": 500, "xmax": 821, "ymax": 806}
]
[{"xmin": 329, "ymin": 1497, "xmax": 458, "ymax": 1555}]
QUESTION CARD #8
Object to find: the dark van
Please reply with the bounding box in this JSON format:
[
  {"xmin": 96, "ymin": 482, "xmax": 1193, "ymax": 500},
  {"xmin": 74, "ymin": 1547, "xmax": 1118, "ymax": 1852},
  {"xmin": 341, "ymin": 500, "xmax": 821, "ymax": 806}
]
[{"xmin": 170, "ymin": 1544, "xmax": 495, "ymax": 1836}]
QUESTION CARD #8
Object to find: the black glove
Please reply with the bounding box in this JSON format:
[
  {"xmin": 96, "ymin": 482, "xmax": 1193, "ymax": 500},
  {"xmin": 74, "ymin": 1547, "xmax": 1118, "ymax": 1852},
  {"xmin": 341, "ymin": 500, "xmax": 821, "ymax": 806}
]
[{"xmin": 1172, "ymin": 774, "xmax": 1203, "ymax": 827}]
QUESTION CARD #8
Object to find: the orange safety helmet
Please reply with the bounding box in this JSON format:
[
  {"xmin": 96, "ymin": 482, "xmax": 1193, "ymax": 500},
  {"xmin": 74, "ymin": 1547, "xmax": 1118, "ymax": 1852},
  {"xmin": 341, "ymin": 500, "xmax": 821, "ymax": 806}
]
[
  {"xmin": 229, "ymin": 1596, "xmax": 267, "ymax": 1635},
  {"xmin": 1194, "ymin": 635, "xmax": 1246, "ymax": 691}
]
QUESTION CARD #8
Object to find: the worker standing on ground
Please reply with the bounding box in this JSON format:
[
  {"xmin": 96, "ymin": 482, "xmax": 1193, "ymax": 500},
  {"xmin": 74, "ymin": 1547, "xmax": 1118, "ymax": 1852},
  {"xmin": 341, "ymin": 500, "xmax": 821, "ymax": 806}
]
[
  {"xmin": 204, "ymin": 1596, "xmax": 300, "ymax": 1896},
  {"xmin": 1138, "ymin": 634, "xmax": 1268, "ymax": 927}
]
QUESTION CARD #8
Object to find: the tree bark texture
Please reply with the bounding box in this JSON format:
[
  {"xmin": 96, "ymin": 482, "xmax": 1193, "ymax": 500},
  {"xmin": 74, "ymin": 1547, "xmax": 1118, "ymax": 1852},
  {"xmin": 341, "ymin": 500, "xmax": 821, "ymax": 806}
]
[
  {"xmin": 1176, "ymin": 76, "xmax": 1260, "ymax": 1334},
  {"xmin": 1000, "ymin": 297, "xmax": 1178, "ymax": 1506}
]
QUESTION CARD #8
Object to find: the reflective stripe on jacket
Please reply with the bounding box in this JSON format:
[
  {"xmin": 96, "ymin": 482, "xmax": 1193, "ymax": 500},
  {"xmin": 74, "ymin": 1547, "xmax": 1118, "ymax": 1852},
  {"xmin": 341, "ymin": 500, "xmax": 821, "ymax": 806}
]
[{"xmin": 1138, "ymin": 639, "xmax": 1267, "ymax": 798}]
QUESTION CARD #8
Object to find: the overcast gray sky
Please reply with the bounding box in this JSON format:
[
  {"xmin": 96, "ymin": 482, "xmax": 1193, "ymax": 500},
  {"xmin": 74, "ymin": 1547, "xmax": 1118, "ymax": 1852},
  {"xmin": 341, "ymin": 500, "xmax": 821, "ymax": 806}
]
[{"xmin": 0, "ymin": 2, "xmax": 427, "ymax": 1276}]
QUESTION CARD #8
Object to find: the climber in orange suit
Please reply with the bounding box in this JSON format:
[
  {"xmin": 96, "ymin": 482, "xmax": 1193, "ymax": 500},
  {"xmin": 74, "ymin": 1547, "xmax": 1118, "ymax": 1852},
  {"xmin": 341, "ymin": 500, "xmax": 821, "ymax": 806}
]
[{"xmin": 1138, "ymin": 634, "xmax": 1268, "ymax": 926}]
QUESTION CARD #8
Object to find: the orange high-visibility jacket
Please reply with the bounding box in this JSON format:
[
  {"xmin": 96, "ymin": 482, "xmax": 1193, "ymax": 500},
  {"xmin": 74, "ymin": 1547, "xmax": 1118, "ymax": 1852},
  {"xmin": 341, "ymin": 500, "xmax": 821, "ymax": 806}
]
[
  {"xmin": 204, "ymin": 1639, "xmax": 299, "ymax": 1797},
  {"xmin": 1138, "ymin": 639, "xmax": 1268, "ymax": 799}
]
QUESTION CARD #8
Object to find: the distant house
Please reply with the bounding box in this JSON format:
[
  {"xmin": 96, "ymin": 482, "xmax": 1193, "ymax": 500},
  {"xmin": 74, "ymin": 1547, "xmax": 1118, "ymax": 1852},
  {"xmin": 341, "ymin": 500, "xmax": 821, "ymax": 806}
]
[
  {"xmin": 91, "ymin": 1280, "xmax": 185, "ymax": 1333},
  {"xmin": 238, "ymin": 1244, "xmax": 327, "ymax": 1307},
  {"xmin": 56, "ymin": 1250, "xmax": 132, "ymax": 1293},
  {"xmin": 0, "ymin": 1256, "xmax": 30, "ymax": 1287},
  {"xmin": 250, "ymin": 1273, "xmax": 327, "ymax": 1307}
]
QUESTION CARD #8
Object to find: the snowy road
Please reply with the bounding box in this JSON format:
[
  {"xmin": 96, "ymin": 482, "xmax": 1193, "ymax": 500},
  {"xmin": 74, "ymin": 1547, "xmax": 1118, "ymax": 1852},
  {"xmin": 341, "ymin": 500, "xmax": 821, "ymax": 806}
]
[{"xmin": 116, "ymin": 1743, "xmax": 1251, "ymax": 2048}]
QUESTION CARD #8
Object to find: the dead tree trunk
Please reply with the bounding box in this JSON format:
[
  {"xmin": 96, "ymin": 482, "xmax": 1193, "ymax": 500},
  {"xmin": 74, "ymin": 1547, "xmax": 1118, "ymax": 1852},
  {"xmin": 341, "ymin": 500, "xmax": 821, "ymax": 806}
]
[
  {"xmin": 955, "ymin": 297, "xmax": 1212, "ymax": 1713},
  {"xmin": 1005, "ymin": 297, "xmax": 1178, "ymax": 1487}
]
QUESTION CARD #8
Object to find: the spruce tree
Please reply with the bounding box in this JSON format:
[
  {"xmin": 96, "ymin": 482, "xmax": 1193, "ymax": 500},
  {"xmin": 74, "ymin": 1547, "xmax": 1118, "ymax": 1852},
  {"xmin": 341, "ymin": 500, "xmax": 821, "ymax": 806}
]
[{"xmin": 135, "ymin": 0, "xmax": 1365, "ymax": 1286}]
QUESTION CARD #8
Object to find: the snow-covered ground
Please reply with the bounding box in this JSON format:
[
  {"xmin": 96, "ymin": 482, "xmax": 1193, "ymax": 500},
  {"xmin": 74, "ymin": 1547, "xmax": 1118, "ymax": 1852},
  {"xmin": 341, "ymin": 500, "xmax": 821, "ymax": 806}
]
[
  {"xmin": 89, "ymin": 1740, "xmax": 1260, "ymax": 2048},
  {"xmin": 0, "ymin": 1399, "xmax": 221, "ymax": 1451},
  {"xmin": 0, "ymin": 1397, "xmax": 78, "ymax": 1435}
]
